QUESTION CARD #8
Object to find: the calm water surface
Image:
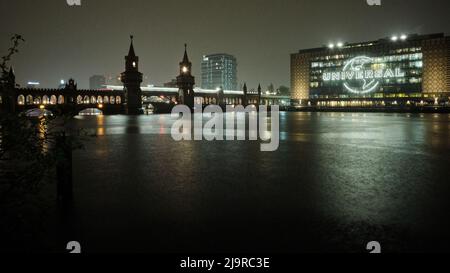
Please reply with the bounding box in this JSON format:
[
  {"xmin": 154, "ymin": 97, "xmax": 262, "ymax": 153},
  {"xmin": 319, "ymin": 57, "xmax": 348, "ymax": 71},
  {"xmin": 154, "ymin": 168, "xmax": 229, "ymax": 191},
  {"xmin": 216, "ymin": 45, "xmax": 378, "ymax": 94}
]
[{"xmin": 66, "ymin": 112, "xmax": 450, "ymax": 252}]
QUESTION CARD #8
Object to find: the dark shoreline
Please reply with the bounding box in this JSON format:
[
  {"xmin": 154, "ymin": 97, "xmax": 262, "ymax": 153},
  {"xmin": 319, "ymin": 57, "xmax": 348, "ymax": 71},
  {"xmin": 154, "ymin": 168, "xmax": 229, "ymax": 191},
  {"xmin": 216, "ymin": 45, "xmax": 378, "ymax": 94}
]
[{"xmin": 286, "ymin": 106, "xmax": 450, "ymax": 114}]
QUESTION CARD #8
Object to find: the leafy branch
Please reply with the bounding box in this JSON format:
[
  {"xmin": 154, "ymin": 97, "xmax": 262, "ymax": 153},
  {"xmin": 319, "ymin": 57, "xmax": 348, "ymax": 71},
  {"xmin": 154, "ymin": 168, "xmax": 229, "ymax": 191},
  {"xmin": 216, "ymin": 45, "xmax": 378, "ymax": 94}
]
[{"xmin": 0, "ymin": 34, "xmax": 25, "ymax": 76}]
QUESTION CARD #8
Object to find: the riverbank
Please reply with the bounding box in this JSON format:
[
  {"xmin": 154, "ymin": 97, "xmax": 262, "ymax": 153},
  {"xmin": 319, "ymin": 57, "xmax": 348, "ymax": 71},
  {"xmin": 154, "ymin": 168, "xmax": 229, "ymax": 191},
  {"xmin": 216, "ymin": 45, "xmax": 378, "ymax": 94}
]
[{"xmin": 287, "ymin": 106, "xmax": 450, "ymax": 113}]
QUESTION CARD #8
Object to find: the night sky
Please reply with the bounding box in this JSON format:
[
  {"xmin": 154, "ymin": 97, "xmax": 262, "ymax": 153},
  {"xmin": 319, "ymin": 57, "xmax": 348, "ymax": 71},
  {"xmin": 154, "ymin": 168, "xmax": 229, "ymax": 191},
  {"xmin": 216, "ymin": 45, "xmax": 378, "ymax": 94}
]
[{"xmin": 1, "ymin": 0, "xmax": 450, "ymax": 89}]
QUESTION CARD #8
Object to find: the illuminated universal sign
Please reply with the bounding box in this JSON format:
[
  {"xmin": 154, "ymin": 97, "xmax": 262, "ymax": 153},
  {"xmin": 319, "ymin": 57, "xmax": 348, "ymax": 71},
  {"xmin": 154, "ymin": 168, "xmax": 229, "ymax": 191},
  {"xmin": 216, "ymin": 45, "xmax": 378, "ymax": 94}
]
[{"xmin": 323, "ymin": 56, "xmax": 405, "ymax": 94}]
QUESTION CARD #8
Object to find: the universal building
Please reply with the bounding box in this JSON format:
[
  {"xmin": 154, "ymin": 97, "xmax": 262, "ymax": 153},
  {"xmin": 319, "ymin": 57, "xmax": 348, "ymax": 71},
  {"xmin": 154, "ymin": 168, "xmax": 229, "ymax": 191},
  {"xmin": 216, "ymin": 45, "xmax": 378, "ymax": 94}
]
[
  {"xmin": 291, "ymin": 33, "xmax": 450, "ymax": 107},
  {"xmin": 201, "ymin": 54, "xmax": 238, "ymax": 91}
]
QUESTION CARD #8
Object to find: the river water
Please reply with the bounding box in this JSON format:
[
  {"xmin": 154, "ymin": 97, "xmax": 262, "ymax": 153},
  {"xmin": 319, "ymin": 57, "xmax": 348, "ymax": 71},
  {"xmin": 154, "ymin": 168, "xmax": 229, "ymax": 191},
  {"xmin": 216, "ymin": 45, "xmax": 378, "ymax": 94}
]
[{"xmin": 64, "ymin": 112, "xmax": 450, "ymax": 252}]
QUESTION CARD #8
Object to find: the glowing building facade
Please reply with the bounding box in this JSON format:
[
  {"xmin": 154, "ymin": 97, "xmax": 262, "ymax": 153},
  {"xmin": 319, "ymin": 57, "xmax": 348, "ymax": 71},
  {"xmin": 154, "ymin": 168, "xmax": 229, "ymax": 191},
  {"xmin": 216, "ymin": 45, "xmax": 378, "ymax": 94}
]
[
  {"xmin": 201, "ymin": 54, "xmax": 238, "ymax": 91},
  {"xmin": 291, "ymin": 33, "xmax": 450, "ymax": 106}
]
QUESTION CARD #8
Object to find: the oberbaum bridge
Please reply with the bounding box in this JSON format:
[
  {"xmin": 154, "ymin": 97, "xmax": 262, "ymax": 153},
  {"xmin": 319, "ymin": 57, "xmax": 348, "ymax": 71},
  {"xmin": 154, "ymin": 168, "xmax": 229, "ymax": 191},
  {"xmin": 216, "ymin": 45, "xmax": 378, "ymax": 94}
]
[{"xmin": 0, "ymin": 36, "xmax": 290, "ymax": 115}]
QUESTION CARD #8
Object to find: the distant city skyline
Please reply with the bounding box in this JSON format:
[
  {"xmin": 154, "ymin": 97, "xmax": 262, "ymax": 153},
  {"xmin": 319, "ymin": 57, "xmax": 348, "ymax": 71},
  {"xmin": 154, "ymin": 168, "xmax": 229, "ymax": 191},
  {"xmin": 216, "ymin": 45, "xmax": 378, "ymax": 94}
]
[{"xmin": 1, "ymin": 0, "xmax": 450, "ymax": 89}]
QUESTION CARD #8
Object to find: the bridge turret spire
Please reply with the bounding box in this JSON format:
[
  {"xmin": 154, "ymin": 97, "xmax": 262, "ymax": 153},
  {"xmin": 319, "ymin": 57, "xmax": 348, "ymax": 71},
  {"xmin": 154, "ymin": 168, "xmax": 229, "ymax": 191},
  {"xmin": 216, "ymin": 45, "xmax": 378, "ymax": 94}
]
[
  {"xmin": 257, "ymin": 84, "xmax": 262, "ymax": 106},
  {"xmin": 179, "ymin": 43, "xmax": 193, "ymax": 75},
  {"xmin": 65, "ymin": 78, "xmax": 77, "ymax": 91},
  {"xmin": 7, "ymin": 66, "xmax": 15, "ymax": 87},
  {"xmin": 243, "ymin": 83, "xmax": 248, "ymax": 106},
  {"xmin": 121, "ymin": 35, "xmax": 143, "ymax": 115},
  {"xmin": 128, "ymin": 35, "xmax": 136, "ymax": 57},
  {"xmin": 8, "ymin": 66, "xmax": 14, "ymax": 77},
  {"xmin": 177, "ymin": 44, "xmax": 195, "ymax": 110},
  {"xmin": 182, "ymin": 43, "xmax": 190, "ymax": 64}
]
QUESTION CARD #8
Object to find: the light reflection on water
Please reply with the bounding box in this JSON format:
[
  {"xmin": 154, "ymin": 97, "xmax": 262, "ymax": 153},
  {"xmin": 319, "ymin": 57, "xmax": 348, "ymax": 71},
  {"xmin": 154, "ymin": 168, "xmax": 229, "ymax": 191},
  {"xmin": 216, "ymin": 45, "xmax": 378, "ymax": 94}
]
[{"xmin": 69, "ymin": 112, "xmax": 450, "ymax": 252}]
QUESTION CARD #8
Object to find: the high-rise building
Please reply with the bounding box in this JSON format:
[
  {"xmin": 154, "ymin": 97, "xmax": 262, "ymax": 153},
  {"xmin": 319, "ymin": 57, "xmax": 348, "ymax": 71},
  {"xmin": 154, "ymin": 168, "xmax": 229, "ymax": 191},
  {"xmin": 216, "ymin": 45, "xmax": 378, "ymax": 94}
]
[
  {"xmin": 201, "ymin": 54, "xmax": 237, "ymax": 90},
  {"xmin": 163, "ymin": 79, "xmax": 178, "ymax": 88},
  {"xmin": 105, "ymin": 74, "xmax": 122, "ymax": 86},
  {"xmin": 291, "ymin": 33, "xmax": 450, "ymax": 106},
  {"xmin": 89, "ymin": 75, "xmax": 106, "ymax": 90}
]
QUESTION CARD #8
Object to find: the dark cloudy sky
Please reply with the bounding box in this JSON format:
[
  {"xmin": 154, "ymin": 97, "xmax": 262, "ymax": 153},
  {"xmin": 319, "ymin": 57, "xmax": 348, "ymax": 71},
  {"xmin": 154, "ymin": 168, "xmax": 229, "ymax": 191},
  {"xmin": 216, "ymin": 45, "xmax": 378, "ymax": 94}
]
[{"xmin": 1, "ymin": 0, "xmax": 450, "ymax": 89}]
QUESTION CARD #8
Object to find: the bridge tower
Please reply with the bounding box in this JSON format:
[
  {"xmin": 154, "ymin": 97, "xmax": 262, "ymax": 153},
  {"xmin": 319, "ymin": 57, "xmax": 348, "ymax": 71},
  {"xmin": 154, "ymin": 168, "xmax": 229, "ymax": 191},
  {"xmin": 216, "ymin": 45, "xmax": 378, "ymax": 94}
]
[
  {"xmin": 257, "ymin": 84, "xmax": 262, "ymax": 106},
  {"xmin": 243, "ymin": 83, "xmax": 248, "ymax": 107},
  {"xmin": 217, "ymin": 86, "xmax": 224, "ymax": 107},
  {"xmin": 0, "ymin": 67, "xmax": 16, "ymax": 114},
  {"xmin": 176, "ymin": 44, "xmax": 195, "ymax": 110},
  {"xmin": 65, "ymin": 78, "xmax": 77, "ymax": 91},
  {"xmin": 121, "ymin": 35, "xmax": 143, "ymax": 115}
]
